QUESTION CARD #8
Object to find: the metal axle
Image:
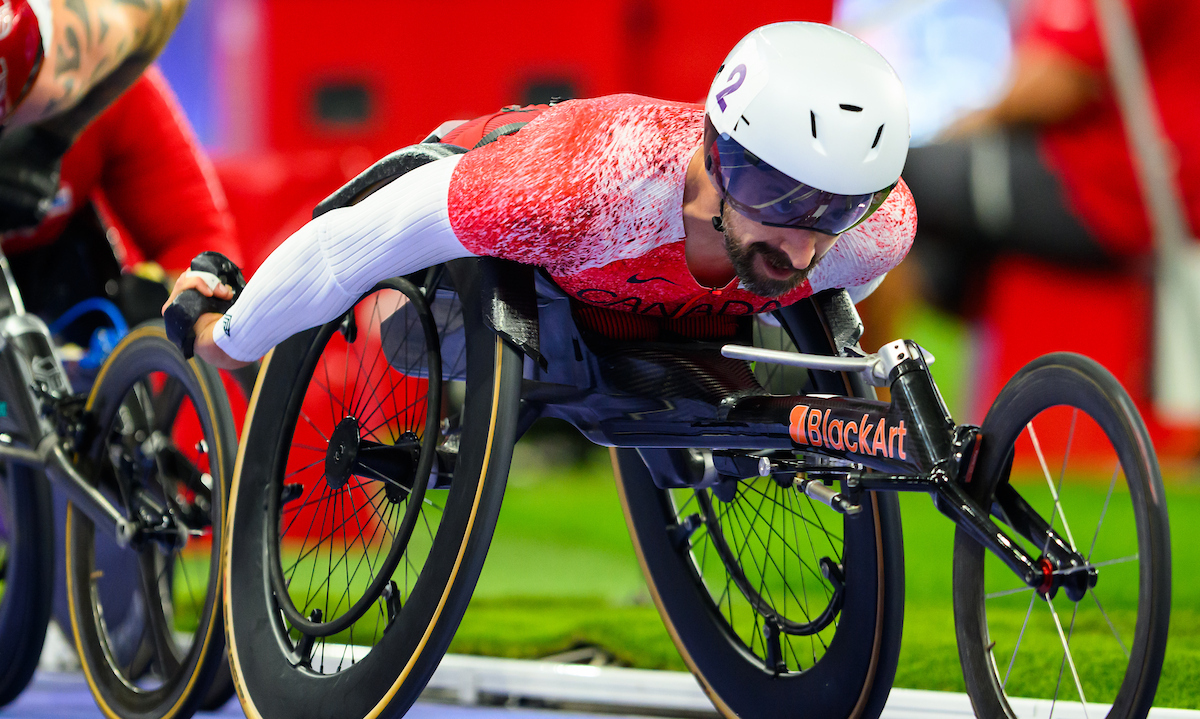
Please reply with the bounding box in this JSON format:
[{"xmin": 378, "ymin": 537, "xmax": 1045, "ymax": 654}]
[{"xmin": 721, "ymin": 339, "xmax": 935, "ymax": 387}]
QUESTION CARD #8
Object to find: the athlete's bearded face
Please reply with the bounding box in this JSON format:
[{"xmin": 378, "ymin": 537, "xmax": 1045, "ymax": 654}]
[{"xmin": 720, "ymin": 204, "xmax": 838, "ymax": 297}]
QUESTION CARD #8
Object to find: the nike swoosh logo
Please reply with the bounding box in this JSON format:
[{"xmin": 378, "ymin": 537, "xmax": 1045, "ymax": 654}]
[{"xmin": 627, "ymin": 274, "xmax": 674, "ymax": 285}]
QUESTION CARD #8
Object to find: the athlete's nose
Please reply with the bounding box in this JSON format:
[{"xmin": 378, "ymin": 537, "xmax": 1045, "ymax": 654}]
[{"xmin": 776, "ymin": 230, "xmax": 822, "ymax": 270}]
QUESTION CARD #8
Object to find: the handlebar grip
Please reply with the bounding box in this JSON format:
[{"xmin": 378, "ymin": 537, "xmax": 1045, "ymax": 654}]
[
  {"xmin": 164, "ymin": 288, "xmax": 233, "ymax": 360},
  {"xmin": 164, "ymin": 252, "xmax": 246, "ymax": 359}
]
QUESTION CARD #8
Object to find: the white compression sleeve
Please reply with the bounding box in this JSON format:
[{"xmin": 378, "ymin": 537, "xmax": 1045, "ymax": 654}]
[{"xmin": 212, "ymin": 154, "xmax": 473, "ymax": 362}]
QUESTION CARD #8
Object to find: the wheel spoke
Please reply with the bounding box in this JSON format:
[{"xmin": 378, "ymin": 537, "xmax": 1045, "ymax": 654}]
[
  {"xmin": 352, "ymin": 463, "xmax": 413, "ymax": 494},
  {"xmin": 323, "ymin": 356, "xmax": 340, "ymax": 429},
  {"xmin": 1002, "ymin": 589, "xmax": 1038, "ymax": 689},
  {"xmin": 1026, "ymin": 422, "xmax": 1078, "ymax": 550},
  {"xmin": 1087, "ymin": 464, "xmax": 1120, "ymax": 562},
  {"xmin": 986, "ymin": 585, "xmax": 1035, "ymax": 600},
  {"xmin": 136, "ymin": 548, "xmax": 182, "ymax": 679},
  {"xmin": 1052, "ymin": 553, "xmax": 1138, "ymax": 575},
  {"xmin": 1056, "ymin": 409, "xmax": 1078, "ymax": 492},
  {"xmin": 300, "ymin": 411, "xmax": 330, "ymax": 443},
  {"xmin": 312, "ymin": 375, "xmax": 352, "ymax": 418},
  {"xmin": 283, "ymin": 483, "xmax": 335, "ymax": 578},
  {"xmin": 285, "ymin": 457, "xmax": 327, "ymax": 480},
  {"xmin": 1050, "ymin": 601, "xmax": 1082, "ymax": 716},
  {"xmin": 1045, "ymin": 596, "xmax": 1089, "ymax": 717},
  {"xmin": 1090, "ymin": 589, "xmax": 1130, "ymax": 660},
  {"xmin": 689, "ymin": 475, "xmax": 842, "ymax": 670}
]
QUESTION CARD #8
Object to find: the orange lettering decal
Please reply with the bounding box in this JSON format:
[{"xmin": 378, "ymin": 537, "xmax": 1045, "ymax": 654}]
[
  {"xmin": 828, "ymin": 419, "xmax": 844, "ymax": 450},
  {"xmin": 844, "ymin": 420, "xmax": 858, "ymax": 453},
  {"xmin": 807, "ymin": 409, "xmax": 823, "ymax": 447},
  {"xmin": 873, "ymin": 419, "xmax": 888, "ymax": 457},
  {"xmin": 789, "ymin": 406, "xmax": 809, "ymax": 444},
  {"xmin": 896, "ymin": 421, "xmax": 907, "ymax": 460},
  {"xmin": 860, "ymin": 415, "xmax": 873, "ymax": 453}
]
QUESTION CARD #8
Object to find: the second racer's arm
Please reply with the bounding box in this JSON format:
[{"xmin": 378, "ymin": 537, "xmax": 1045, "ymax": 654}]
[{"xmin": 180, "ymin": 154, "xmax": 476, "ymax": 368}]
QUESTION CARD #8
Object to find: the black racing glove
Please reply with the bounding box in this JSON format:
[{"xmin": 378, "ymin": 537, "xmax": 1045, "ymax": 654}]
[
  {"xmin": 0, "ymin": 125, "xmax": 71, "ymax": 231},
  {"xmin": 163, "ymin": 252, "xmax": 246, "ymax": 359}
]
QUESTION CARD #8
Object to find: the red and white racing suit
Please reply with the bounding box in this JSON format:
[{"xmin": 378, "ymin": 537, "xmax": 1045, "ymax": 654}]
[{"xmin": 212, "ymin": 95, "xmax": 916, "ymax": 362}]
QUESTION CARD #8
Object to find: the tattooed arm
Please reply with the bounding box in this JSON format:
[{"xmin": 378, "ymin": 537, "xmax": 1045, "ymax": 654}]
[
  {"xmin": 5, "ymin": 0, "xmax": 188, "ymax": 136},
  {"xmin": 0, "ymin": 0, "xmax": 186, "ymax": 229}
]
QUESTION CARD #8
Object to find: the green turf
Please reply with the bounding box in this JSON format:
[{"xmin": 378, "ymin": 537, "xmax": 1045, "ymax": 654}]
[{"xmin": 448, "ymin": 443, "xmax": 1200, "ymax": 709}]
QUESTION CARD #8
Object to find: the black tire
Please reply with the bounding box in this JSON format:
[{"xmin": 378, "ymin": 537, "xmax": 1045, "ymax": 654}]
[
  {"xmin": 613, "ymin": 308, "xmax": 905, "ymax": 719},
  {"xmin": 0, "ymin": 463, "xmax": 53, "ymax": 707},
  {"xmin": 66, "ymin": 324, "xmax": 237, "ymax": 719},
  {"xmin": 953, "ymin": 352, "xmax": 1170, "ymax": 719},
  {"xmin": 224, "ymin": 264, "xmax": 523, "ymax": 719}
]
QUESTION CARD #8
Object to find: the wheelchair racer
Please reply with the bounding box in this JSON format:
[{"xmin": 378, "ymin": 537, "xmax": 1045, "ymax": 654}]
[
  {"xmin": 0, "ymin": 0, "xmax": 188, "ymax": 229},
  {"xmin": 0, "ymin": 63, "xmax": 241, "ymax": 674},
  {"xmin": 164, "ymin": 22, "xmax": 917, "ymax": 369},
  {"xmin": 2, "ymin": 66, "xmax": 241, "ymax": 309}
]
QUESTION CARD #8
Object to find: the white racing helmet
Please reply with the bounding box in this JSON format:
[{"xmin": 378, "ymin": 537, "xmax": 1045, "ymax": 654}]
[{"xmin": 704, "ymin": 22, "xmax": 910, "ymax": 235}]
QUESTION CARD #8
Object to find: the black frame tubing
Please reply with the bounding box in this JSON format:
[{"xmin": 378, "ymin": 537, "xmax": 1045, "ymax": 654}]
[{"xmin": 534, "ymin": 325, "xmax": 1075, "ymax": 594}]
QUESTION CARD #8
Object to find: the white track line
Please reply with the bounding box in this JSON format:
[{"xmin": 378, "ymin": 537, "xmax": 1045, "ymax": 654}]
[{"xmin": 417, "ymin": 654, "xmax": 1199, "ymax": 718}]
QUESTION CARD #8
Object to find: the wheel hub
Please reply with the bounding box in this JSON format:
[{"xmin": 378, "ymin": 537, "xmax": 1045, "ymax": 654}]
[
  {"xmin": 1035, "ymin": 555, "xmax": 1098, "ymax": 602},
  {"xmin": 325, "ymin": 417, "xmax": 361, "ymax": 490},
  {"xmin": 380, "ymin": 433, "xmax": 420, "ymax": 504},
  {"xmin": 1036, "ymin": 557, "xmax": 1055, "ymax": 597}
]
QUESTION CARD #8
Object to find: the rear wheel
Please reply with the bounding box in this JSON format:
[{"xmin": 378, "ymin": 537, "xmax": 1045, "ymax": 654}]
[
  {"xmin": 615, "ymin": 454, "xmax": 902, "ymax": 719},
  {"xmin": 953, "ymin": 353, "xmax": 1170, "ymax": 719},
  {"xmin": 224, "ymin": 264, "xmax": 523, "ymax": 719},
  {"xmin": 613, "ymin": 307, "xmax": 905, "ymax": 719},
  {"xmin": 67, "ymin": 324, "xmax": 236, "ymax": 719}
]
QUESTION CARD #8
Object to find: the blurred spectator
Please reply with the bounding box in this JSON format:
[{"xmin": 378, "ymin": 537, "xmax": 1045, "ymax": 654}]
[{"xmin": 886, "ymin": 0, "xmax": 1200, "ymax": 319}]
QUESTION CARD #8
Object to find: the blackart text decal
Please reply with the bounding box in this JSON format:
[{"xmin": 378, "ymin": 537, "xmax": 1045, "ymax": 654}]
[{"xmin": 789, "ymin": 405, "xmax": 907, "ymax": 460}]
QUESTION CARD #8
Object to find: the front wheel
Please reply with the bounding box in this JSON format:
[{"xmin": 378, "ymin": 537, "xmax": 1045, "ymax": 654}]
[
  {"xmin": 953, "ymin": 352, "xmax": 1170, "ymax": 719},
  {"xmin": 613, "ymin": 309, "xmax": 905, "ymax": 719},
  {"xmin": 615, "ymin": 451, "xmax": 904, "ymax": 719}
]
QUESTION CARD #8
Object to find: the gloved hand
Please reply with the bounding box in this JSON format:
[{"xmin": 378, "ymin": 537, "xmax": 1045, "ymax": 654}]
[
  {"xmin": 163, "ymin": 252, "xmax": 246, "ymax": 359},
  {"xmin": 0, "ymin": 125, "xmax": 71, "ymax": 231}
]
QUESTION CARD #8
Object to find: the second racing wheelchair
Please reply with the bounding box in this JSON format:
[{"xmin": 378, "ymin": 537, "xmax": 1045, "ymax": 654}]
[{"xmin": 220, "ymin": 143, "xmax": 1170, "ymax": 719}]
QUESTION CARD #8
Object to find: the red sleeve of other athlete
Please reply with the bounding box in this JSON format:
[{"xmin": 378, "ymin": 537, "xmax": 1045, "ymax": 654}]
[
  {"xmin": 1019, "ymin": 0, "xmax": 1168, "ymax": 70},
  {"xmin": 93, "ymin": 67, "xmax": 243, "ymax": 272}
]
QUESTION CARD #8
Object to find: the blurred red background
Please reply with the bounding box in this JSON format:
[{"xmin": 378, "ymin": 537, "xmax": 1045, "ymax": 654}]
[
  {"xmin": 194, "ymin": 0, "xmax": 1190, "ymax": 464},
  {"xmin": 210, "ymin": 0, "xmax": 834, "ymax": 268}
]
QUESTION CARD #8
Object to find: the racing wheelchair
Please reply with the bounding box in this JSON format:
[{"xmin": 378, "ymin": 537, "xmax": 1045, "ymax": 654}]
[
  {"xmin": 221, "ymin": 144, "xmax": 1170, "ymax": 719},
  {"xmin": 0, "ymin": 253, "xmax": 238, "ymax": 717}
]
